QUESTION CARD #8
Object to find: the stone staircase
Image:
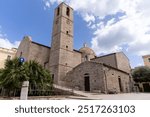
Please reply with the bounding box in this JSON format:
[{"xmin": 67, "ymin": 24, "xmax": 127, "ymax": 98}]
[{"xmin": 53, "ymin": 84, "xmax": 98, "ymax": 99}]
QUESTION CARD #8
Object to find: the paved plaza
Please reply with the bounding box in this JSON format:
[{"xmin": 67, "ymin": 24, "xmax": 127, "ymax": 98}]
[
  {"xmin": 0, "ymin": 93, "xmax": 150, "ymax": 100},
  {"xmin": 52, "ymin": 85, "xmax": 150, "ymax": 100},
  {"xmin": 26, "ymin": 93, "xmax": 150, "ymax": 100},
  {"xmin": 68, "ymin": 93, "xmax": 150, "ymax": 100}
]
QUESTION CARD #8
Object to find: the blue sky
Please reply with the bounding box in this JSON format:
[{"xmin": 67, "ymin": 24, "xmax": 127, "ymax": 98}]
[
  {"xmin": 0, "ymin": 0, "xmax": 92, "ymax": 49},
  {"xmin": 0, "ymin": 0, "xmax": 150, "ymax": 68}
]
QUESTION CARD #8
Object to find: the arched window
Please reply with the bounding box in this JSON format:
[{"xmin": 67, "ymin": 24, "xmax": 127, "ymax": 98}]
[
  {"xmin": 84, "ymin": 73, "xmax": 89, "ymax": 76},
  {"xmin": 57, "ymin": 7, "xmax": 60, "ymax": 16},
  {"xmin": 66, "ymin": 7, "xmax": 70, "ymax": 16}
]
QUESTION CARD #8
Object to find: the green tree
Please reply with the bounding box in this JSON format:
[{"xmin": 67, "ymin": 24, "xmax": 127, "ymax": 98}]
[
  {"xmin": 132, "ymin": 66, "xmax": 150, "ymax": 82},
  {"xmin": 24, "ymin": 60, "xmax": 52, "ymax": 91},
  {"xmin": 0, "ymin": 58, "xmax": 26, "ymax": 92},
  {"xmin": 0, "ymin": 58, "xmax": 52, "ymax": 96}
]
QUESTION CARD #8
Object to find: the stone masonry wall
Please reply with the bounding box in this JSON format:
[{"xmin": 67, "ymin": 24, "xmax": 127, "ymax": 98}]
[
  {"xmin": 116, "ymin": 52, "xmax": 131, "ymax": 73},
  {"xmin": 16, "ymin": 36, "xmax": 50, "ymax": 69},
  {"xmin": 64, "ymin": 61, "xmax": 105, "ymax": 92},
  {"xmin": 73, "ymin": 51, "xmax": 82, "ymax": 67},
  {"xmin": 0, "ymin": 48, "xmax": 17, "ymax": 68},
  {"xmin": 16, "ymin": 36, "xmax": 31, "ymax": 60},
  {"xmin": 103, "ymin": 65, "xmax": 130, "ymax": 93},
  {"xmin": 92, "ymin": 52, "xmax": 131, "ymax": 74},
  {"xmin": 64, "ymin": 61, "xmax": 130, "ymax": 93},
  {"xmin": 28, "ymin": 42, "xmax": 50, "ymax": 68},
  {"xmin": 142, "ymin": 55, "xmax": 150, "ymax": 67},
  {"xmin": 92, "ymin": 54, "xmax": 117, "ymax": 68}
]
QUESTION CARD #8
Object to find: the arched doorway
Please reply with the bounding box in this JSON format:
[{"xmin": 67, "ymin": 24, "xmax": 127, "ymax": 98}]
[{"xmin": 84, "ymin": 73, "xmax": 90, "ymax": 91}]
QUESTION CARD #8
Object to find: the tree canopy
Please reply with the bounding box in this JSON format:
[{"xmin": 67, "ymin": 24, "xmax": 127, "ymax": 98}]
[
  {"xmin": 132, "ymin": 66, "xmax": 150, "ymax": 82},
  {"xmin": 0, "ymin": 58, "xmax": 52, "ymax": 96}
]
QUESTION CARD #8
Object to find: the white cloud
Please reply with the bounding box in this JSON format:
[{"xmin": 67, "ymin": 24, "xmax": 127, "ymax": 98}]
[
  {"xmin": 0, "ymin": 38, "xmax": 20, "ymax": 49},
  {"xmin": 91, "ymin": 0, "xmax": 150, "ymax": 57},
  {"xmin": 43, "ymin": 0, "xmax": 64, "ymax": 9},
  {"xmin": 106, "ymin": 18, "xmax": 116, "ymax": 26},
  {"xmin": 83, "ymin": 13, "xmax": 95, "ymax": 23},
  {"xmin": 45, "ymin": 1, "xmax": 51, "ymax": 8},
  {"xmin": 43, "ymin": 0, "xmax": 150, "ymax": 67},
  {"xmin": 0, "ymin": 28, "xmax": 20, "ymax": 49}
]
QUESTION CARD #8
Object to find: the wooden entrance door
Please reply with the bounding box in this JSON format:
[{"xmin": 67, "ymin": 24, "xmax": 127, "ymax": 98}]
[{"xmin": 84, "ymin": 76, "xmax": 90, "ymax": 91}]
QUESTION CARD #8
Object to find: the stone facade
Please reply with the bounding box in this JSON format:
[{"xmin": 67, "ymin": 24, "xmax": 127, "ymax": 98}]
[
  {"xmin": 16, "ymin": 36, "xmax": 50, "ymax": 69},
  {"xmin": 73, "ymin": 50, "xmax": 82, "ymax": 67},
  {"xmin": 64, "ymin": 61, "xmax": 130, "ymax": 93},
  {"xmin": 49, "ymin": 3, "xmax": 74, "ymax": 85},
  {"xmin": 15, "ymin": 2, "xmax": 132, "ymax": 93},
  {"xmin": 142, "ymin": 55, "xmax": 150, "ymax": 67},
  {"xmin": 91, "ymin": 52, "xmax": 131, "ymax": 73},
  {"xmin": 0, "ymin": 47, "xmax": 17, "ymax": 68},
  {"xmin": 116, "ymin": 52, "xmax": 131, "ymax": 73}
]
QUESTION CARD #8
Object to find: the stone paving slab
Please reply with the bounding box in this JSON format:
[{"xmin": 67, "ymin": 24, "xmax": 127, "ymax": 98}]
[
  {"xmin": 67, "ymin": 93, "xmax": 150, "ymax": 100},
  {"xmin": 1, "ymin": 93, "xmax": 150, "ymax": 100}
]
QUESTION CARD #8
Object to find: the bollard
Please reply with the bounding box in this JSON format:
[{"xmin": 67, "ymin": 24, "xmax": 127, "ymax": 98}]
[{"xmin": 20, "ymin": 81, "xmax": 29, "ymax": 100}]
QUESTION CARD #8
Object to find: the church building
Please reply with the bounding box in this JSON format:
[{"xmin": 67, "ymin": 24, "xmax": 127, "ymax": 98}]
[{"xmin": 16, "ymin": 3, "xmax": 132, "ymax": 93}]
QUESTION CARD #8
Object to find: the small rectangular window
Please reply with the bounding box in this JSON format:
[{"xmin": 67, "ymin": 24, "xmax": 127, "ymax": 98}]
[
  {"xmin": 52, "ymin": 74, "xmax": 54, "ymax": 82},
  {"xmin": 148, "ymin": 58, "xmax": 150, "ymax": 62},
  {"xmin": 66, "ymin": 31, "xmax": 69, "ymax": 34},
  {"xmin": 66, "ymin": 7, "xmax": 70, "ymax": 16},
  {"xmin": 7, "ymin": 55, "xmax": 11, "ymax": 60},
  {"xmin": 57, "ymin": 7, "xmax": 60, "ymax": 16}
]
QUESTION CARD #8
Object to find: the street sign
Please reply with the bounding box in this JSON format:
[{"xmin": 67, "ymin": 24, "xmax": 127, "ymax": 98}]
[{"xmin": 19, "ymin": 57, "xmax": 25, "ymax": 63}]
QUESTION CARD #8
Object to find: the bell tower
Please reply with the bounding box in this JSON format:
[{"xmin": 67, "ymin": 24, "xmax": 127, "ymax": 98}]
[{"xmin": 49, "ymin": 3, "xmax": 74, "ymax": 85}]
